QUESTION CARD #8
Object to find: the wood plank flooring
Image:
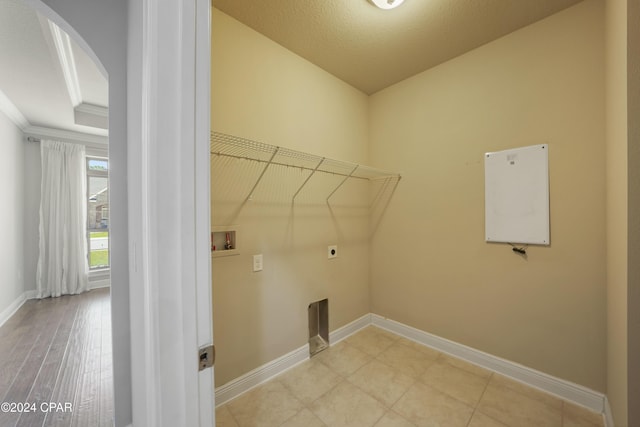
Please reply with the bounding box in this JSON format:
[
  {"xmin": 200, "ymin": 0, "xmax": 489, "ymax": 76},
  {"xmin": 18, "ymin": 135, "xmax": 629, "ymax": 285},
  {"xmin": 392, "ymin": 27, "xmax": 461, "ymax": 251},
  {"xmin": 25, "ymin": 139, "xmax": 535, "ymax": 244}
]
[{"xmin": 0, "ymin": 289, "xmax": 113, "ymax": 427}]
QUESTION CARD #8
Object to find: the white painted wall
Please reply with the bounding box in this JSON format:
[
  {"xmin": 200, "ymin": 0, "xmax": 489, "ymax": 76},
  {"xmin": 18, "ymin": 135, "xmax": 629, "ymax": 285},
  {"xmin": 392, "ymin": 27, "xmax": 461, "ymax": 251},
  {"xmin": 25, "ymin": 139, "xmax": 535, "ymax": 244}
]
[
  {"xmin": 22, "ymin": 141, "xmax": 40, "ymax": 293},
  {"xmin": 0, "ymin": 110, "xmax": 25, "ymax": 319}
]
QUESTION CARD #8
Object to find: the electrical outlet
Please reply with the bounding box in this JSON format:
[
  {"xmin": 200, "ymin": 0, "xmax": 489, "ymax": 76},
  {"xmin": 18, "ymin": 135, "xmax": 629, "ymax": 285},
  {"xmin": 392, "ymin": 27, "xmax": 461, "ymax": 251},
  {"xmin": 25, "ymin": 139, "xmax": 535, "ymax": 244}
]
[
  {"xmin": 328, "ymin": 245, "xmax": 338, "ymax": 259},
  {"xmin": 253, "ymin": 254, "xmax": 263, "ymax": 272}
]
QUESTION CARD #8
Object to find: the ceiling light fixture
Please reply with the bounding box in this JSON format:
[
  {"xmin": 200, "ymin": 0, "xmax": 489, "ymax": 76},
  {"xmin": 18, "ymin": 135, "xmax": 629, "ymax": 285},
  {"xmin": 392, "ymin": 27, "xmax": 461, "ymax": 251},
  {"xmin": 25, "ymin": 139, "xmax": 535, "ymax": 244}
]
[{"xmin": 368, "ymin": 0, "xmax": 405, "ymax": 10}]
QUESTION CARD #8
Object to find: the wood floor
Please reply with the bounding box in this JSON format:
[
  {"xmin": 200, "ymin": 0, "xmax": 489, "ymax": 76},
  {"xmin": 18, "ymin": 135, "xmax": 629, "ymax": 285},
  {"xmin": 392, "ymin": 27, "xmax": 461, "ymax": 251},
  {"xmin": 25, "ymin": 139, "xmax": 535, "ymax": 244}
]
[{"xmin": 0, "ymin": 288, "xmax": 113, "ymax": 427}]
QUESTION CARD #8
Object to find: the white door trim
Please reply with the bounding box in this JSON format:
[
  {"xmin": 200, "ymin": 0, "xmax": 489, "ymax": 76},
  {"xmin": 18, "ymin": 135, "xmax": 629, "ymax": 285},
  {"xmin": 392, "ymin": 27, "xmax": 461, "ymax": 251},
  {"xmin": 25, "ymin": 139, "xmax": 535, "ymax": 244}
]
[
  {"xmin": 129, "ymin": 0, "xmax": 214, "ymax": 425},
  {"xmin": 194, "ymin": 0, "xmax": 215, "ymax": 425}
]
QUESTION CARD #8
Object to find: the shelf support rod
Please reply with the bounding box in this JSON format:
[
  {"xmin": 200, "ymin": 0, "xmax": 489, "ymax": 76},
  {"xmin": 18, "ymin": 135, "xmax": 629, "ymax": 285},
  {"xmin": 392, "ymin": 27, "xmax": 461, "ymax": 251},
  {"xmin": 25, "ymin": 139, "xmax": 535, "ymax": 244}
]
[
  {"xmin": 370, "ymin": 176, "xmax": 392, "ymax": 209},
  {"xmin": 246, "ymin": 147, "xmax": 279, "ymax": 200},
  {"xmin": 326, "ymin": 164, "xmax": 359, "ymax": 203},
  {"xmin": 292, "ymin": 157, "xmax": 325, "ymax": 202}
]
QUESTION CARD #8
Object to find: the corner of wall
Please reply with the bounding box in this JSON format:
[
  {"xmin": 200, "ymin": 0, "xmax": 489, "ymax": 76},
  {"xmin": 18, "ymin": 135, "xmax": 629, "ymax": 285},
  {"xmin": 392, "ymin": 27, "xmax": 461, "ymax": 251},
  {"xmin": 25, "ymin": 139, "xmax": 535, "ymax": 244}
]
[
  {"xmin": 626, "ymin": 0, "xmax": 640, "ymax": 424},
  {"xmin": 604, "ymin": 0, "xmax": 629, "ymax": 425}
]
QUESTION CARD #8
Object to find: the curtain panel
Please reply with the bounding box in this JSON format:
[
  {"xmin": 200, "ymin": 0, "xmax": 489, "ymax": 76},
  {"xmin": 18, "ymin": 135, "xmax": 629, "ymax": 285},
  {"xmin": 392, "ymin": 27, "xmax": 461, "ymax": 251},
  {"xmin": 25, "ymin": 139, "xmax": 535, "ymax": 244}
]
[{"xmin": 36, "ymin": 140, "xmax": 89, "ymax": 298}]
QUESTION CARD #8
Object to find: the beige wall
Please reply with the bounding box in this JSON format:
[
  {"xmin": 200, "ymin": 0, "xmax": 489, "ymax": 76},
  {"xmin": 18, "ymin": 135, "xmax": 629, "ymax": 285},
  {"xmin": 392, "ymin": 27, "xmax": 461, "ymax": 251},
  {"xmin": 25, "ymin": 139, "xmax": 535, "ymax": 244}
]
[
  {"xmin": 211, "ymin": 8, "xmax": 371, "ymax": 386},
  {"xmin": 605, "ymin": 0, "xmax": 628, "ymax": 424},
  {"xmin": 211, "ymin": 0, "xmax": 637, "ymax": 403},
  {"xmin": 369, "ymin": 0, "xmax": 607, "ymax": 392},
  {"xmin": 626, "ymin": 0, "xmax": 640, "ymax": 423}
]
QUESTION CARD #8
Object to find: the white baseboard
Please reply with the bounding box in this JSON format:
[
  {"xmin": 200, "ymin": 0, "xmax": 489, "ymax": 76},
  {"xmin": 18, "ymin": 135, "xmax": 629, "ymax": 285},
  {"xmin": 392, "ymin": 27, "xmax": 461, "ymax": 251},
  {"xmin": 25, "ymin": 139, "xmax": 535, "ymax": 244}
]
[
  {"xmin": 0, "ymin": 290, "xmax": 38, "ymax": 329},
  {"xmin": 215, "ymin": 344, "xmax": 309, "ymax": 407},
  {"xmin": 215, "ymin": 313, "xmax": 371, "ymax": 406},
  {"xmin": 214, "ymin": 312, "xmax": 608, "ymax": 416},
  {"xmin": 1, "ymin": 284, "xmax": 108, "ymax": 329},
  {"xmin": 330, "ymin": 313, "xmax": 372, "ymax": 344},
  {"xmin": 603, "ymin": 395, "xmax": 615, "ymax": 427},
  {"xmin": 371, "ymin": 314, "xmax": 606, "ymax": 415},
  {"xmin": 88, "ymin": 278, "xmax": 111, "ymax": 290}
]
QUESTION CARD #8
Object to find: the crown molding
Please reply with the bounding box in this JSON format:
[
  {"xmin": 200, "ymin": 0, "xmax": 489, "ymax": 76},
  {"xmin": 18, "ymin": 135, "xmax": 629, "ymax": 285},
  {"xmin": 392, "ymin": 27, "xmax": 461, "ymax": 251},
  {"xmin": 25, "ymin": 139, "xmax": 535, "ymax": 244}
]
[
  {"xmin": 75, "ymin": 102, "xmax": 109, "ymax": 117},
  {"xmin": 0, "ymin": 89, "xmax": 29, "ymax": 130},
  {"xmin": 49, "ymin": 20, "xmax": 82, "ymax": 106},
  {"xmin": 75, "ymin": 102, "xmax": 109, "ymax": 129}
]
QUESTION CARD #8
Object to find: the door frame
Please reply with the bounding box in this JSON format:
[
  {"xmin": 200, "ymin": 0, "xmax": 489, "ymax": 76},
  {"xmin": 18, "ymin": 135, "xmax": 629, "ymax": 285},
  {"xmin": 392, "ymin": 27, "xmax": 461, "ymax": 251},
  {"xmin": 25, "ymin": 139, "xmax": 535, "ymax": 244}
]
[
  {"xmin": 129, "ymin": 0, "xmax": 214, "ymax": 425},
  {"xmin": 22, "ymin": 0, "xmax": 214, "ymax": 425}
]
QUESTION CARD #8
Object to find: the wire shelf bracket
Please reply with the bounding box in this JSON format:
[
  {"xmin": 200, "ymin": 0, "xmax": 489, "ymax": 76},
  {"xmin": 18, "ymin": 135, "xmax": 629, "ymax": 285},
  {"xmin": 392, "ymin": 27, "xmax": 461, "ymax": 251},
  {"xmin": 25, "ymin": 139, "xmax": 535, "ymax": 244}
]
[
  {"xmin": 246, "ymin": 147, "xmax": 279, "ymax": 201},
  {"xmin": 292, "ymin": 157, "xmax": 326, "ymax": 202},
  {"xmin": 326, "ymin": 164, "xmax": 359, "ymax": 203},
  {"xmin": 211, "ymin": 132, "xmax": 401, "ymax": 202}
]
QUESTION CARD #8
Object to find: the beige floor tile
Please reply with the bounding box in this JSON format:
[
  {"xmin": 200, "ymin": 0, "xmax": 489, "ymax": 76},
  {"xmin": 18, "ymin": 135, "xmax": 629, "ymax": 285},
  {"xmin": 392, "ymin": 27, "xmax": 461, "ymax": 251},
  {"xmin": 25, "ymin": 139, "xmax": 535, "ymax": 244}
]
[
  {"xmin": 373, "ymin": 410, "xmax": 417, "ymax": 427},
  {"xmin": 216, "ymin": 405, "xmax": 239, "ymax": 427},
  {"xmin": 222, "ymin": 327, "xmax": 583, "ymax": 427},
  {"xmin": 348, "ymin": 359, "xmax": 415, "ymax": 407},
  {"xmin": 476, "ymin": 382, "xmax": 562, "ymax": 427},
  {"xmin": 315, "ymin": 341, "xmax": 372, "ymax": 377},
  {"xmin": 562, "ymin": 402, "xmax": 604, "ymax": 427},
  {"xmin": 420, "ymin": 361, "xmax": 490, "ymax": 407},
  {"xmin": 376, "ymin": 341, "xmax": 436, "ymax": 378},
  {"xmin": 467, "ymin": 412, "xmax": 509, "ymax": 427},
  {"xmin": 436, "ymin": 353, "xmax": 492, "ymax": 379},
  {"xmin": 277, "ymin": 359, "xmax": 342, "ymax": 404},
  {"xmin": 280, "ymin": 408, "xmax": 326, "ymax": 427},
  {"xmin": 490, "ymin": 374, "xmax": 562, "ymax": 410},
  {"xmin": 310, "ymin": 381, "xmax": 387, "ymax": 427},
  {"xmin": 345, "ymin": 326, "xmax": 398, "ymax": 356},
  {"xmin": 392, "ymin": 382, "xmax": 474, "ymax": 427},
  {"xmin": 227, "ymin": 381, "xmax": 304, "ymax": 427}
]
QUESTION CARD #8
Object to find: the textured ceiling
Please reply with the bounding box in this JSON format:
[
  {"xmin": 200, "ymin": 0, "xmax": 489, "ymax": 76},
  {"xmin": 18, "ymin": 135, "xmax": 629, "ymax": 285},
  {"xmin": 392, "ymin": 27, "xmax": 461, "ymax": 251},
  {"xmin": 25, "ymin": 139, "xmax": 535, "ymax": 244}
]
[{"xmin": 213, "ymin": 0, "xmax": 584, "ymax": 94}]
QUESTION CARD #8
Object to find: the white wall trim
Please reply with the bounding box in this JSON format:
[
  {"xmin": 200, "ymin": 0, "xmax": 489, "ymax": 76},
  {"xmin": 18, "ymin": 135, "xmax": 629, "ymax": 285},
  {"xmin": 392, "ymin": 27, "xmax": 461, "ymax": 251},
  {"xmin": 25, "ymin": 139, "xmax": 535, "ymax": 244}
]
[
  {"xmin": 88, "ymin": 278, "xmax": 110, "ymax": 290},
  {"xmin": 48, "ymin": 19, "xmax": 82, "ymax": 107},
  {"xmin": 330, "ymin": 313, "xmax": 372, "ymax": 344},
  {"xmin": 371, "ymin": 314, "xmax": 606, "ymax": 414},
  {"xmin": 215, "ymin": 344, "xmax": 310, "ymax": 407},
  {"xmin": 193, "ymin": 0, "xmax": 214, "ymax": 424},
  {"xmin": 75, "ymin": 102, "xmax": 108, "ymax": 117},
  {"xmin": 215, "ymin": 313, "xmax": 372, "ymax": 406},
  {"xmin": 0, "ymin": 89, "xmax": 29, "ymax": 130},
  {"xmin": 603, "ymin": 395, "xmax": 615, "ymax": 427},
  {"xmin": 215, "ymin": 313, "xmax": 608, "ymax": 416},
  {"xmin": 24, "ymin": 125, "xmax": 108, "ymax": 146},
  {"xmin": 74, "ymin": 103, "xmax": 109, "ymax": 130},
  {"xmin": 0, "ymin": 291, "xmax": 38, "ymax": 329}
]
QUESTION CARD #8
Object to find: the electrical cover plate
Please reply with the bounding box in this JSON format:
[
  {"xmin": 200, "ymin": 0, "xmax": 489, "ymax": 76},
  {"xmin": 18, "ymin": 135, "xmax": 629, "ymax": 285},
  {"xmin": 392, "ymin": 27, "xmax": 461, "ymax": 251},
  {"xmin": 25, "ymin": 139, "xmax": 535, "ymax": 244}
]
[{"xmin": 328, "ymin": 245, "xmax": 337, "ymax": 259}]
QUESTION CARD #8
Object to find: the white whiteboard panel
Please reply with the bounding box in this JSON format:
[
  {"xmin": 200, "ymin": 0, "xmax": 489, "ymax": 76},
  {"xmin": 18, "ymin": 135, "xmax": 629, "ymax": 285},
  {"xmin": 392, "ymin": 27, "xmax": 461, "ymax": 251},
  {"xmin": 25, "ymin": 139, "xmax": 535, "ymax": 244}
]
[{"xmin": 484, "ymin": 144, "xmax": 549, "ymax": 245}]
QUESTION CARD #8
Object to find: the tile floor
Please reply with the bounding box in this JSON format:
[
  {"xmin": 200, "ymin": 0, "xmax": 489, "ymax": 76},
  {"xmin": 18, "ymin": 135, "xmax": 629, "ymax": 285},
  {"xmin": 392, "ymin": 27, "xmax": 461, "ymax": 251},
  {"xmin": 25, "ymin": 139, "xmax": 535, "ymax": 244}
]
[{"xmin": 215, "ymin": 326, "xmax": 604, "ymax": 427}]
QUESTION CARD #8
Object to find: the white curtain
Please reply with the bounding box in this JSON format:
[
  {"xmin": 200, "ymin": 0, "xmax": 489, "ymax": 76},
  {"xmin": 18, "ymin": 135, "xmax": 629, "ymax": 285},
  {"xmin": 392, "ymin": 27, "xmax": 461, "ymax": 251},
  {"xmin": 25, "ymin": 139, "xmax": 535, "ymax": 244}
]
[{"xmin": 36, "ymin": 140, "xmax": 89, "ymax": 298}]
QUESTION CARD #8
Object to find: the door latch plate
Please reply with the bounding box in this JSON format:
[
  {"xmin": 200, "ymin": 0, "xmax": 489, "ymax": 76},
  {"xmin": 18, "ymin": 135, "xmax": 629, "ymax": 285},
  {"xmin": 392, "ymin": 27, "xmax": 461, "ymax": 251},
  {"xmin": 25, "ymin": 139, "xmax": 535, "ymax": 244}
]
[{"xmin": 199, "ymin": 345, "xmax": 215, "ymax": 371}]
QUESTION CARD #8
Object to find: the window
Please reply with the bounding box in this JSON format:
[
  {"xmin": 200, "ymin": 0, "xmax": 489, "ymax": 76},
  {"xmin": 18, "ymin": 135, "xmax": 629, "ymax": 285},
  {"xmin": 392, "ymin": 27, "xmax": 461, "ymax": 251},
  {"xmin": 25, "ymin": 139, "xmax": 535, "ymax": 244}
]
[{"xmin": 87, "ymin": 157, "xmax": 109, "ymax": 270}]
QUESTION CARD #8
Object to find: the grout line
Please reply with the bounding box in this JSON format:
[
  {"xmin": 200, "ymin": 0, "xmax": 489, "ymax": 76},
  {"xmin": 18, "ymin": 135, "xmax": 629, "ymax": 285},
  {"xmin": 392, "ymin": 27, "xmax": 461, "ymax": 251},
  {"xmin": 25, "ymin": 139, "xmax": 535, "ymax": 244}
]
[
  {"xmin": 464, "ymin": 372, "xmax": 494, "ymax": 427},
  {"xmin": 223, "ymin": 401, "xmax": 242, "ymax": 427}
]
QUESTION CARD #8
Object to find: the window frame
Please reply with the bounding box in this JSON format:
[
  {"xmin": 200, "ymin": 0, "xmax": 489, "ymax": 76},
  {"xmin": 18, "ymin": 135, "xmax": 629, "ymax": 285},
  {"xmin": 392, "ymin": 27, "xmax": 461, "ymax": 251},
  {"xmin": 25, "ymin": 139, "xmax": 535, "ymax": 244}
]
[{"xmin": 86, "ymin": 155, "xmax": 109, "ymax": 272}]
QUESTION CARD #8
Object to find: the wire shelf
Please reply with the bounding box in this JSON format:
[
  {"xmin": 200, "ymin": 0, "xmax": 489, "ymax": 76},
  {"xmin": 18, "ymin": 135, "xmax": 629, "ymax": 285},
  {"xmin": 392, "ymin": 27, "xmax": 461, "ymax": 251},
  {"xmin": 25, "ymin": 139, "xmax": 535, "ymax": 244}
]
[{"xmin": 211, "ymin": 132, "xmax": 401, "ymax": 202}]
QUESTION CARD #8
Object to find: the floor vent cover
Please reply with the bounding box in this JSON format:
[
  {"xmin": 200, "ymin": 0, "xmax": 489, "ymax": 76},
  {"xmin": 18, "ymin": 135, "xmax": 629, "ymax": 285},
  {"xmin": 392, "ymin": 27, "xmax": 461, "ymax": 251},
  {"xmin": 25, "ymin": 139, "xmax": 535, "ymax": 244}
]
[{"xmin": 308, "ymin": 298, "xmax": 328, "ymax": 357}]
